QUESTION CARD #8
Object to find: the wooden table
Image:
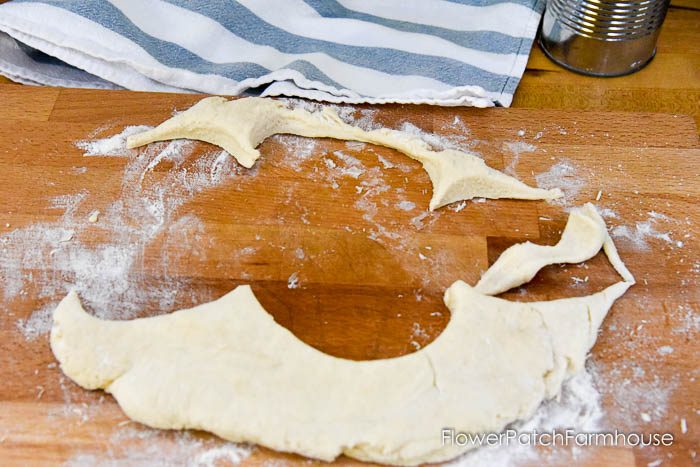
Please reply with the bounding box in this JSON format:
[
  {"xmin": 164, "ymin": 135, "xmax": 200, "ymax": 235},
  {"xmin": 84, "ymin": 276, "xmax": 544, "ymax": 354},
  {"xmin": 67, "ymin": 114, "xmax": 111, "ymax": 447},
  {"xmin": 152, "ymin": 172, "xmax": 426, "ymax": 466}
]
[
  {"xmin": 514, "ymin": 0, "xmax": 700, "ymax": 131},
  {"xmin": 0, "ymin": 2, "xmax": 698, "ymax": 467}
]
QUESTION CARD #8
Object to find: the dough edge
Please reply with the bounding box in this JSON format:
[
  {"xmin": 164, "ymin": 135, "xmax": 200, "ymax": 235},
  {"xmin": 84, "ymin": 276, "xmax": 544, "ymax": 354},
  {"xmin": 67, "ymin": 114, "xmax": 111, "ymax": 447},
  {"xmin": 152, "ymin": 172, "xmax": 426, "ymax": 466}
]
[
  {"xmin": 49, "ymin": 205, "xmax": 634, "ymax": 465},
  {"xmin": 126, "ymin": 96, "xmax": 562, "ymax": 211}
]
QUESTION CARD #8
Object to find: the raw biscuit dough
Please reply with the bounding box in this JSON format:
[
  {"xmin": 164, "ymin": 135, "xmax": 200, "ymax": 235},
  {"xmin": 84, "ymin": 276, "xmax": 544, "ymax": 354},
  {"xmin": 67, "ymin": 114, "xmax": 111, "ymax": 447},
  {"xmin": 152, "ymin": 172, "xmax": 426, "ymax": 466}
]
[
  {"xmin": 475, "ymin": 203, "xmax": 634, "ymax": 295},
  {"xmin": 50, "ymin": 206, "xmax": 633, "ymax": 465},
  {"xmin": 126, "ymin": 97, "xmax": 561, "ymax": 210}
]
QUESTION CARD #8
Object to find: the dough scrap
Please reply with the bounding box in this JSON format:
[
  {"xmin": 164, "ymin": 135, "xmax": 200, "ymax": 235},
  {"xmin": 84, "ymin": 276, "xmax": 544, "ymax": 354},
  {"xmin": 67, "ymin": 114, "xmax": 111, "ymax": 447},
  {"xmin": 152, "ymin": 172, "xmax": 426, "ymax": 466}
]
[
  {"xmin": 126, "ymin": 97, "xmax": 561, "ymax": 210},
  {"xmin": 475, "ymin": 203, "xmax": 635, "ymax": 295},
  {"xmin": 51, "ymin": 283, "xmax": 626, "ymax": 465},
  {"xmin": 50, "ymin": 216, "xmax": 633, "ymax": 465}
]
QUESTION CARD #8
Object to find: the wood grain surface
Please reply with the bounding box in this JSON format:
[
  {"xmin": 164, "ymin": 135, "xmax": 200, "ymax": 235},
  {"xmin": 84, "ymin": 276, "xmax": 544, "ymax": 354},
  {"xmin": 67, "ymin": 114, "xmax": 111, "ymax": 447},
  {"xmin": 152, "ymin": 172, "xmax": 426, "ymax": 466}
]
[
  {"xmin": 513, "ymin": 0, "xmax": 700, "ymax": 131},
  {"xmin": 0, "ymin": 85, "xmax": 698, "ymax": 466}
]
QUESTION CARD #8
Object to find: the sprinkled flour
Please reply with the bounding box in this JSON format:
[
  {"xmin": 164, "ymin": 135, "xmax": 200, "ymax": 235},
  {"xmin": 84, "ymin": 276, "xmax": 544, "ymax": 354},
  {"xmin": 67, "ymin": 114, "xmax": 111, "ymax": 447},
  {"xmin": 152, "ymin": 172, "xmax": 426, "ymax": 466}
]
[
  {"xmin": 502, "ymin": 141, "xmax": 536, "ymax": 176},
  {"xmin": 399, "ymin": 121, "xmax": 474, "ymax": 153},
  {"xmin": 280, "ymin": 97, "xmax": 380, "ymax": 131},
  {"xmin": 409, "ymin": 322, "xmax": 430, "ymax": 350},
  {"xmin": 1, "ymin": 124, "xmax": 261, "ymax": 463},
  {"xmin": 76, "ymin": 125, "xmax": 152, "ymax": 156},
  {"xmin": 598, "ymin": 207, "xmax": 619, "ymax": 219},
  {"xmin": 536, "ymin": 159, "xmax": 585, "ymax": 205},
  {"xmin": 449, "ymin": 369, "xmax": 603, "ymax": 466},
  {"xmin": 272, "ymin": 134, "xmax": 318, "ymax": 172},
  {"xmin": 611, "ymin": 211, "xmax": 684, "ymax": 250},
  {"xmin": 3, "ymin": 107, "xmax": 692, "ymax": 466},
  {"xmin": 65, "ymin": 427, "xmax": 253, "ymax": 466},
  {"xmin": 592, "ymin": 365, "xmax": 677, "ymax": 429},
  {"xmin": 287, "ymin": 271, "xmax": 300, "ymax": 289},
  {"xmin": 15, "ymin": 303, "xmax": 54, "ymax": 341},
  {"xmin": 1, "ymin": 134, "xmax": 245, "ymax": 320},
  {"xmin": 396, "ymin": 200, "xmax": 416, "ymax": 212}
]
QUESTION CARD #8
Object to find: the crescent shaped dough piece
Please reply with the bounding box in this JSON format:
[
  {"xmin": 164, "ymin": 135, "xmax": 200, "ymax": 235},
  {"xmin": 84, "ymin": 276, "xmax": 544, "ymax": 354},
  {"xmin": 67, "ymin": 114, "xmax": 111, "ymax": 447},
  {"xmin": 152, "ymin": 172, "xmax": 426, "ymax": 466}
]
[
  {"xmin": 50, "ymin": 279, "xmax": 630, "ymax": 465},
  {"xmin": 126, "ymin": 97, "xmax": 561, "ymax": 210},
  {"xmin": 475, "ymin": 203, "xmax": 635, "ymax": 295}
]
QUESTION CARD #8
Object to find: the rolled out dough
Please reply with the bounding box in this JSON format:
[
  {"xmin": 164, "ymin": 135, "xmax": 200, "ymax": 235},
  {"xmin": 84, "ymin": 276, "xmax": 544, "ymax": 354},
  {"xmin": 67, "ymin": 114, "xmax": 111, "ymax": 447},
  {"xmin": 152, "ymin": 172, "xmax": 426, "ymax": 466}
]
[
  {"xmin": 50, "ymin": 206, "xmax": 633, "ymax": 465},
  {"xmin": 475, "ymin": 203, "xmax": 635, "ymax": 295},
  {"xmin": 126, "ymin": 97, "xmax": 561, "ymax": 210}
]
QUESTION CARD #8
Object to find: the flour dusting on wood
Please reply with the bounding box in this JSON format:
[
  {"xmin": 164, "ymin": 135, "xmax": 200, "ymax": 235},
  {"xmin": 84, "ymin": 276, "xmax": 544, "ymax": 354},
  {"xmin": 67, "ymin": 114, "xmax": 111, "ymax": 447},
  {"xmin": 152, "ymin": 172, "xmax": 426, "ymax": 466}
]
[
  {"xmin": 449, "ymin": 369, "xmax": 603, "ymax": 466},
  {"xmin": 536, "ymin": 158, "xmax": 586, "ymax": 205},
  {"xmin": 2, "ymin": 107, "xmax": 696, "ymax": 465},
  {"xmin": 612, "ymin": 211, "xmax": 685, "ymax": 250}
]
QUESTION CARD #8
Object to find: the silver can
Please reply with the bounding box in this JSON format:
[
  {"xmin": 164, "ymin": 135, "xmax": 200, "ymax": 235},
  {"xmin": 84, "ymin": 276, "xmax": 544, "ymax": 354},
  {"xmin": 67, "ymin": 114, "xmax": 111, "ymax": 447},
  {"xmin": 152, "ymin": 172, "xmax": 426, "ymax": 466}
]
[{"xmin": 539, "ymin": 0, "xmax": 671, "ymax": 76}]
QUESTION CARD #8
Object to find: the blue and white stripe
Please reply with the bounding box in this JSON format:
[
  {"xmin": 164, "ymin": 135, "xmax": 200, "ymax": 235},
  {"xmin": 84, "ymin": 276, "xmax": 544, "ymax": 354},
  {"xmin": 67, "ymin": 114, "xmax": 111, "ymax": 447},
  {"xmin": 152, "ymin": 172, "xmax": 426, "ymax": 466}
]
[{"xmin": 0, "ymin": 0, "xmax": 544, "ymax": 107}]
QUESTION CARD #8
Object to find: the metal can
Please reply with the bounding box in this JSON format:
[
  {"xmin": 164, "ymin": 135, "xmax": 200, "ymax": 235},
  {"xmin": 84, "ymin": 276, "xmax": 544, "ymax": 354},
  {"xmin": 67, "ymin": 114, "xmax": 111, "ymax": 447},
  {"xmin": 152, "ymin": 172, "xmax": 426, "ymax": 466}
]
[{"xmin": 539, "ymin": 0, "xmax": 671, "ymax": 76}]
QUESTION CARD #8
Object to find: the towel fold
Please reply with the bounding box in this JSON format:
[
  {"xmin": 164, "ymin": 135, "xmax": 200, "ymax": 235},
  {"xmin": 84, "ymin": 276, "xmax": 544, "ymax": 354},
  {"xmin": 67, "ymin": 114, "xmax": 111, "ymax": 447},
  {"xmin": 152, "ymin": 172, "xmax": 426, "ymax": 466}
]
[{"xmin": 0, "ymin": 0, "xmax": 544, "ymax": 107}]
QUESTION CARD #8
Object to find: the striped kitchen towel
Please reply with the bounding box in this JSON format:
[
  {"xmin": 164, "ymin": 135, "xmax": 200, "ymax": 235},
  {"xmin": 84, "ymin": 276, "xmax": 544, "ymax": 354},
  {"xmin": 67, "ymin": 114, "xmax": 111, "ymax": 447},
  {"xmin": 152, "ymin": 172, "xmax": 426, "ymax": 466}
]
[{"xmin": 0, "ymin": 0, "xmax": 544, "ymax": 107}]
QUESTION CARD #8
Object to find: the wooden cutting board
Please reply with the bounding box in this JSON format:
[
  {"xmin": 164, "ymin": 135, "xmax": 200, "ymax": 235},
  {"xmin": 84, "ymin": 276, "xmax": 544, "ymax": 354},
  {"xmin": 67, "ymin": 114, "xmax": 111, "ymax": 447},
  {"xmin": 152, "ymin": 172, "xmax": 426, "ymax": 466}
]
[{"xmin": 0, "ymin": 85, "xmax": 698, "ymax": 466}]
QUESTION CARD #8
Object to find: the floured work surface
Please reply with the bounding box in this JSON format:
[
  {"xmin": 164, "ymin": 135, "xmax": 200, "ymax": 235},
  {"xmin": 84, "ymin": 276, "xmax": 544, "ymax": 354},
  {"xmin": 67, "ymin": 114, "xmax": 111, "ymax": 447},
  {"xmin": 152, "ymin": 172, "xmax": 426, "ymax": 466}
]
[{"xmin": 0, "ymin": 85, "xmax": 698, "ymax": 466}]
